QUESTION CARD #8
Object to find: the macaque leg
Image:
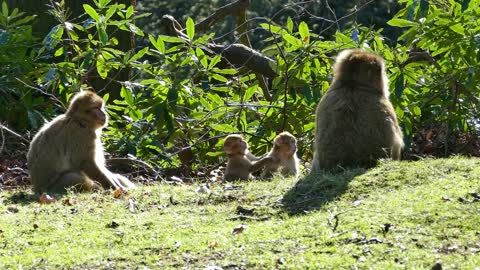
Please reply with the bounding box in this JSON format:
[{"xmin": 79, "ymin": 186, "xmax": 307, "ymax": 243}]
[
  {"xmin": 114, "ymin": 174, "xmax": 136, "ymax": 189},
  {"xmin": 48, "ymin": 172, "xmax": 103, "ymax": 193}
]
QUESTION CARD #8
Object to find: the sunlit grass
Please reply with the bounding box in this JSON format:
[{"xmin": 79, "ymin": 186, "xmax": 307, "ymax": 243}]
[{"xmin": 1, "ymin": 157, "xmax": 479, "ymax": 269}]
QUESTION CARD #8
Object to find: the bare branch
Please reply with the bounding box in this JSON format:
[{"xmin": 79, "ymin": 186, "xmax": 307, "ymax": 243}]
[
  {"xmin": 195, "ymin": 0, "xmax": 250, "ymax": 33},
  {"xmin": 0, "ymin": 123, "xmax": 29, "ymax": 143}
]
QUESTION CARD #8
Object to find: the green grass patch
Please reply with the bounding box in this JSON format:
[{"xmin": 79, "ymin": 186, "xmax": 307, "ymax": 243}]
[{"xmin": 1, "ymin": 157, "xmax": 479, "ymax": 269}]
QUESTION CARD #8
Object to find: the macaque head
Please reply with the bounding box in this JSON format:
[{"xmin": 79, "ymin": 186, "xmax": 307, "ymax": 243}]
[
  {"xmin": 223, "ymin": 134, "xmax": 248, "ymax": 156},
  {"xmin": 272, "ymin": 132, "xmax": 297, "ymax": 160},
  {"xmin": 334, "ymin": 49, "xmax": 387, "ymax": 95},
  {"xmin": 67, "ymin": 91, "xmax": 108, "ymax": 129}
]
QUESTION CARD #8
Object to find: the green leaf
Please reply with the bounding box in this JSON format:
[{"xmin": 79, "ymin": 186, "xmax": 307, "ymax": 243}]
[
  {"xmin": 449, "ymin": 23, "xmax": 465, "ymax": 35},
  {"xmin": 259, "ymin": 23, "xmax": 281, "ymax": 33},
  {"xmin": 121, "ymin": 86, "xmax": 134, "ymax": 105},
  {"xmin": 126, "ymin": 5, "xmax": 134, "ymax": 19},
  {"xmin": 54, "ymin": 47, "xmax": 64, "ymax": 57},
  {"xmin": 244, "ymin": 84, "xmax": 258, "ymax": 101},
  {"xmin": 213, "ymin": 124, "xmax": 237, "ymax": 133},
  {"xmin": 287, "ymin": 17, "xmax": 293, "ymax": 33},
  {"xmin": 128, "ymin": 23, "xmax": 144, "ymax": 36},
  {"xmin": 210, "ymin": 73, "xmax": 228, "ymax": 83},
  {"xmin": 282, "ymin": 32, "xmax": 302, "ymax": 47},
  {"xmin": 413, "ymin": 106, "xmax": 421, "ymax": 116},
  {"xmin": 2, "ymin": 2, "xmax": 8, "ymax": 17},
  {"xmin": 99, "ymin": 26, "xmax": 109, "ymax": 44},
  {"xmin": 212, "ymin": 68, "xmax": 237, "ymax": 75},
  {"xmin": 186, "ymin": 17, "xmax": 195, "ymax": 40},
  {"xmin": 129, "ymin": 47, "xmax": 148, "ymax": 62},
  {"xmin": 208, "ymin": 55, "xmax": 221, "ymax": 69},
  {"xmin": 96, "ymin": 56, "xmax": 108, "ymax": 79},
  {"xmin": 387, "ymin": 18, "xmax": 416, "ymax": 28},
  {"xmin": 298, "ymin": 21, "xmax": 310, "ymax": 44},
  {"xmin": 158, "ymin": 35, "xmax": 185, "ymax": 43},
  {"xmin": 83, "ymin": 4, "xmax": 100, "ymax": 22},
  {"xmin": 196, "ymin": 47, "xmax": 208, "ymax": 68},
  {"xmin": 149, "ymin": 35, "xmax": 165, "ymax": 54}
]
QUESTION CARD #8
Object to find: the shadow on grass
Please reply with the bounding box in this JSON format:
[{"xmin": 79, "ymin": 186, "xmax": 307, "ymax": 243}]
[
  {"xmin": 3, "ymin": 190, "xmax": 39, "ymax": 205},
  {"xmin": 281, "ymin": 168, "xmax": 366, "ymax": 214}
]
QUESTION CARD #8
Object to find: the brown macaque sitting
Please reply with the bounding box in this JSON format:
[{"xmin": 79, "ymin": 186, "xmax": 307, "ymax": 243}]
[
  {"xmin": 250, "ymin": 132, "xmax": 300, "ymax": 179},
  {"xmin": 312, "ymin": 49, "xmax": 404, "ymax": 171},
  {"xmin": 222, "ymin": 134, "xmax": 263, "ymax": 181},
  {"xmin": 27, "ymin": 91, "xmax": 136, "ymax": 193}
]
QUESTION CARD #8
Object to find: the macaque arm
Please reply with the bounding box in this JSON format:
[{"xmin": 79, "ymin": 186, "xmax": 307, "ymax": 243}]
[
  {"xmin": 81, "ymin": 161, "xmax": 121, "ymax": 189},
  {"xmin": 249, "ymin": 156, "xmax": 275, "ymax": 173},
  {"xmin": 246, "ymin": 152, "xmax": 267, "ymax": 161}
]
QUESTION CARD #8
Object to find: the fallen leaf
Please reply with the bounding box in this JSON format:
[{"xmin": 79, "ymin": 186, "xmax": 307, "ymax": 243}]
[
  {"xmin": 232, "ymin": 224, "xmax": 247, "ymax": 235},
  {"xmin": 62, "ymin": 197, "xmax": 75, "ymax": 206},
  {"xmin": 112, "ymin": 188, "xmax": 126, "ymax": 199},
  {"xmin": 209, "ymin": 240, "xmax": 218, "ymax": 249},
  {"xmin": 39, "ymin": 193, "xmax": 56, "ymax": 204}
]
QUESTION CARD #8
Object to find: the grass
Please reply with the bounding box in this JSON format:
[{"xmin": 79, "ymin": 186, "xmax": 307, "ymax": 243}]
[{"xmin": 1, "ymin": 157, "xmax": 479, "ymax": 269}]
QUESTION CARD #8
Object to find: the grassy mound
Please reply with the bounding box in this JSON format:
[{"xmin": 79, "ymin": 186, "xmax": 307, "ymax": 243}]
[{"xmin": 1, "ymin": 157, "xmax": 479, "ymax": 269}]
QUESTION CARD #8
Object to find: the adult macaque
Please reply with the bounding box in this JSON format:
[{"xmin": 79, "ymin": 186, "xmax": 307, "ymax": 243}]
[
  {"xmin": 250, "ymin": 132, "xmax": 300, "ymax": 178},
  {"xmin": 222, "ymin": 134, "xmax": 263, "ymax": 181},
  {"xmin": 312, "ymin": 49, "xmax": 404, "ymax": 171},
  {"xmin": 27, "ymin": 91, "xmax": 136, "ymax": 193}
]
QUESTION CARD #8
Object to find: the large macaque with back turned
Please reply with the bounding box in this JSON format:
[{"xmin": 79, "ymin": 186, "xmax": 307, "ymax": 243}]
[
  {"xmin": 27, "ymin": 91, "xmax": 136, "ymax": 193},
  {"xmin": 312, "ymin": 49, "xmax": 404, "ymax": 171},
  {"xmin": 250, "ymin": 132, "xmax": 300, "ymax": 178}
]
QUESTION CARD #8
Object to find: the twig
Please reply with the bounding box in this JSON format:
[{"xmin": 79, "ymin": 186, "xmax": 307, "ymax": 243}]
[
  {"xmin": 0, "ymin": 123, "xmax": 29, "ymax": 143},
  {"xmin": 0, "ymin": 124, "xmax": 4, "ymax": 155},
  {"xmin": 195, "ymin": 0, "xmax": 250, "ymax": 33},
  {"xmin": 227, "ymin": 215, "xmax": 270, "ymax": 221},
  {"xmin": 328, "ymin": 208, "xmax": 390, "ymax": 232},
  {"xmin": 107, "ymin": 157, "xmax": 160, "ymax": 176}
]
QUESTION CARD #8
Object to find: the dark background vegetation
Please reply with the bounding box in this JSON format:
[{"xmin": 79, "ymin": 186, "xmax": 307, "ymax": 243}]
[{"xmin": 1, "ymin": 0, "xmax": 479, "ymax": 185}]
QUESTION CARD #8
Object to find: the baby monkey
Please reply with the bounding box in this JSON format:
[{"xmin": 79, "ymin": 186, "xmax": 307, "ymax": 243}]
[
  {"xmin": 251, "ymin": 132, "xmax": 300, "ymax": 178},
  {"xmin": 223, "ymin": 134, "xmax": 262, "ymax": 181}
]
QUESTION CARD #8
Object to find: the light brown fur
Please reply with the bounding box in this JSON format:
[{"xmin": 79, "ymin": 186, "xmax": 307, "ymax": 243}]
[
  {"xmin": 27, "ymin": 91, "xmax": 136, "ymax": 193},
  {"xmin": 223, "ymin": 134, "xmax": 262, "ymax": 181},
  {"xmin": 250, "ymin": 132, "xmax": 300, "ymax": 178},
  {"xmin": 312, "ymin": 49, "xmax": 404, "ymax": 171}
]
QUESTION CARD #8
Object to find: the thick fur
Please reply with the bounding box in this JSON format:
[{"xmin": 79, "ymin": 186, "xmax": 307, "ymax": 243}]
[
  {"xmin": 27, "ymin": 91, "xmax": 135, "ymax": 193},
  {"xmin": 223, "ymin": 135, "xmax": 253, "ymax": 181},
  {"xmin": 251, "ymin": 132, "xmax": 300, "ymax": 178},
  {"xmin": 312, "ymin": 49, "xmax": 404, "ymax": 171}
]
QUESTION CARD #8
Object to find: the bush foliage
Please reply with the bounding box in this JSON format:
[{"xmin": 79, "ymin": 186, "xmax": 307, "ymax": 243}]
[{"xmin": 0, "ymin": 0, "xmax": 479, "ymax": 172}]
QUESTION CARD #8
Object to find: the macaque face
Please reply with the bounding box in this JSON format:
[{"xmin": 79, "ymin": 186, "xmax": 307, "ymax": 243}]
[
  {"xmin": 223, "ymin": 136, "xmax": 248, "ymax": 155},
  {"xmin": 72, "ymin": 96, "xmax": 108, "ymax": 129},
  {"xmin": 273, "ymin": 135, "xmax": 297, "ymax": 160}
]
